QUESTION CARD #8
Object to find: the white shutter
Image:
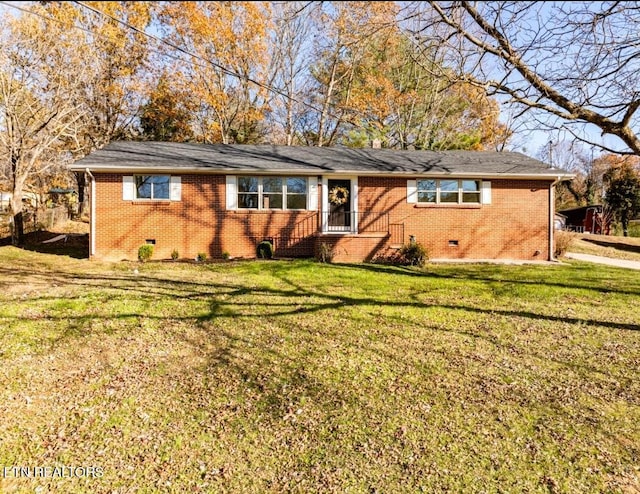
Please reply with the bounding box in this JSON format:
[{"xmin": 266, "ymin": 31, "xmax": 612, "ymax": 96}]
[
  {"xmin": 307, "ymin": 177, "xmax": 318, "ymax": 210},
  {"xmin": 226, "ymin": 176, "xmax": 237, "ymax": 210},
  {"xmin": 481, "ymin": 181, "xmax": 492, "ymax": 204},
  {"xmin": 407, "ymin": 179, "xmax": 417, "ymax": 204},
  {"xmin": 123, "ymin": 176, "xmax": 135, "ymax": 200},
  {"xmin": 170, "ymin": 176, "xmax": 181, "ymax": 201}
]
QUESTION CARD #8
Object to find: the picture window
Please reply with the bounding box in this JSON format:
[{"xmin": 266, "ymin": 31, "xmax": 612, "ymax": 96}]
[{"xmin": 237, "ymin": 176, "xmax": 308, "ymax": 210}]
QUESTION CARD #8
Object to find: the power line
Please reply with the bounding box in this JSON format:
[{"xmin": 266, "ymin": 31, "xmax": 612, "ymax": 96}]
[
  {"xmin": 74, "ymin": 2, "xmax": 243, "ymax": 82},
  {"xmin": 71, "ymin": 1, "xmax": 323, "ymax": 115},
  {"xmin": 0, "ymin": 1, "xmax": 196, "ymax": 73},
  {"xmin": 0, "ymin": 1, "xmax": 313, "ymax": 108},
  {"xmin": 1, "ymin": 0, "xmax": 366, "ymax": 138},
  {"xmin": 0, "ymin": 1, "xmax": 98, "ymax": 40},
  {"xmin": 71, "ymin": 1, "xmax": 373, "ymax": 135}
]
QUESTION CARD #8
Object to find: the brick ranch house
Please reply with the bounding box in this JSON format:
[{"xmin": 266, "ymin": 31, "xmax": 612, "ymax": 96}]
[{"xmin": 69, "ymin": 141, "xmax": 574, "ymax": 263}]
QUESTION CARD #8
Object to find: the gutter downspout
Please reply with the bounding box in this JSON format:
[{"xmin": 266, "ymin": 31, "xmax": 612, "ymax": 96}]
[
  {"xmin": 549, "ymin": 177, "xmax": 562, "ymax": 261},
  {"xmin": 85, "ymin": 168, "xmax": 96, "ymax": 258}
]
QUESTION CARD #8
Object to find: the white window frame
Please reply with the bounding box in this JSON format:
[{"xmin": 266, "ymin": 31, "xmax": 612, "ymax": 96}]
[
  {"xmin": 231, "ymin": 176, "xmax": 314, "ymax": 211},
  {"xmin": 415, "ymin": 178, "xmax": 482, "ymax": 204},
  {"xmin": 123, "ymin": 175, "xmax": 180, "ymax": 201},
  {"xmin": 135, "ymin": 175, "xmax": 171, "ymax": 200}
]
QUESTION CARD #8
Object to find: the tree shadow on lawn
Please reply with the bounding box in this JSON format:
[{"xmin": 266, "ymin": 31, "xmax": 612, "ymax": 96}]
[
  {"xmin": 2, "ymin": 258, "xmax": 638, "ymax": 484},
  {"xmin": 1, "ymin": 261, "xmax": 638, "ymax": 337},
  {"xmin": 167, "ymin": 287, "xmax": 635, "ymax": 421},
  {"xmin": 2, "ymin": 259, "xmax": 638, "ymax": 435},
  {"xmin": 582, "ymin": 236, "xmax": 640, "ymax": 254},
  {"xmin": 1, "ymin": 257, "xmax": 638, "ymax": 391},
  {"xmin": 337, "ymin": 261, "xmax": 640, "ymax": 297},
  {"xmin": 138, "ymin": 280, "xmax": 640, "ymax": 476},
  {"xmin": 0, "ymin": 230, "xmax": 89, "ymax": 259}
]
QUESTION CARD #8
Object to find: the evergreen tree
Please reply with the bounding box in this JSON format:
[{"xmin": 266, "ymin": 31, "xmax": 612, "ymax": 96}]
[{"xmin": 604, "ymin": 163, "xmax": 640, "ymax": 236}]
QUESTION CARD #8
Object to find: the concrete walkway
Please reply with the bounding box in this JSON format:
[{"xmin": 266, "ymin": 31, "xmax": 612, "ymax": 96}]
[{"xmin": 564, "ymin": 252, "xmax": 640, "ymax": 270}]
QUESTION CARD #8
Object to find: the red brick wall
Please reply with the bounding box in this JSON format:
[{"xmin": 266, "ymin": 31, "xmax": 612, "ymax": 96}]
[
  {"xmin": 314, "ymin": 234, "xmax": 391, "ymax": 263},
  {"xmin": 358, "ymin": 176, "xmax": 552, "ymax": 260},
  {"xmin": 92, "ymin": 173, "xmax": 318, "ymax": 261},
  {"xmin": 92, "ymin": 173, "xmax": 552, "ymax": 262}
]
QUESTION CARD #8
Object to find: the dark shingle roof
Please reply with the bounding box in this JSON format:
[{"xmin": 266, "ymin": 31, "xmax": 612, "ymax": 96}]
[{"xmin": 69, "ymin": 141, "xmax": 572, "ymax": 178}]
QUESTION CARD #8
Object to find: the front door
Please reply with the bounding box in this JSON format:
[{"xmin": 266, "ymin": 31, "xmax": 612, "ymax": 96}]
[{"xmin": 327, "ymin": 179, "xmax": 351, "ymax": 232}]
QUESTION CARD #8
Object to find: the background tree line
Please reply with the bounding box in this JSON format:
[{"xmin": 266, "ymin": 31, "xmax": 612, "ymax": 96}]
[{"xmin": 1, "ymin": 1, "xmax": 639, "ymax": 244}]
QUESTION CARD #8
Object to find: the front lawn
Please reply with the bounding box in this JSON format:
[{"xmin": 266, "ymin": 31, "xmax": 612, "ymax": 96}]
[{"xmin": 0, "ymin": 248, "xmax": 638, "ymax": 493}]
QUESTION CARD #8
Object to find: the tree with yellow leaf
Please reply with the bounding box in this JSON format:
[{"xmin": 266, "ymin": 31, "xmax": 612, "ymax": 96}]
[
  {"xmin": 39, "ymin": 1, "xmax": 154, "ymax": 215},
  {"xmin": 305, "ymin": 2, "xmax": 511, "ymax": 150},
  {"xmin": 342, "ymin": 33, "xmax": 512, "ymax": 150},
  {"xmin": 38, "ymin": 1, "xmax": 153, "ymax": 151},
  {"xmin": 140, "ymin": 72, "xmax": 195, "ymax": 142},
  {"xmin": 0, "ymin": 6, "xmax": 86, "ymax": 244},
  {"xmin": 303, "ymin": 1, "xmax": 400, "ymax": 147},
  {"xmin": 159, "ymin": 1, "xmax": 272, "ymax": 144}
]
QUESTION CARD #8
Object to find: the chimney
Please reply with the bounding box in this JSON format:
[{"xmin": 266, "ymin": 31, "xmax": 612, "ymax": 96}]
[{"xmin": 371, "ymin": 138, "xmax": 381, "ymax": 149}]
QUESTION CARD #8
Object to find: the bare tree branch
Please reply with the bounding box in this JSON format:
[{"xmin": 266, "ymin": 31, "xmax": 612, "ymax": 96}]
[{"xmin": 418, "ymin": 1, "xmax": 640, "ymax": 155}]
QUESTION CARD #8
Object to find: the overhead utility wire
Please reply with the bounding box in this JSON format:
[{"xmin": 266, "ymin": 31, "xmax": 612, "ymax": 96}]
[
  {"xmin": 74, "ymin": 2, "xmax": 248, "ymax": 85},
  {"xmin": 1, "ymin": 0, "xmax": 365, "ymax": 135},
  {"xmin": 0, "ymin": 0, "xmax": 196, "ymax": 72},
  {"xmin": 72, "ymin": 1, "xmax": 333, "ymax": 119},
  {"xmin": 0, "ymin": 1, "xmax": 104, "ymax": 41},
  {"xmin": 0, "ymin": 0, "xmax": 320, "ymax": 114}
]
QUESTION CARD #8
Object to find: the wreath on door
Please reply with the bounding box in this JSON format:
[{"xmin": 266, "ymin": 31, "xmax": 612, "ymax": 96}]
[{"xmin": 328, "ymin": 186, "xmax": 349, "ymax": 206}]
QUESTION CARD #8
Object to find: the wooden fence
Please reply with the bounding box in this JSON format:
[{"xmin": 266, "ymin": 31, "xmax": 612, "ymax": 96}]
[{"xmin": 0, "ymin": 206, "xmax": 70, "ymax": 239}]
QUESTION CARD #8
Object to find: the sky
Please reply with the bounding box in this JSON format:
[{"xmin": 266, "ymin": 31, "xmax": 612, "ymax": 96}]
[{"xmin": 505, "ymin": 109, "xmax": 630, "ymax": 167}]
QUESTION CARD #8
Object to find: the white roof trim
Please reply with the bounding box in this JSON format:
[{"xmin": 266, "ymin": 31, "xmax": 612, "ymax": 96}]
[{"xmin": 70, "ymin": 164, "xmax": 574, "ymax": 181}]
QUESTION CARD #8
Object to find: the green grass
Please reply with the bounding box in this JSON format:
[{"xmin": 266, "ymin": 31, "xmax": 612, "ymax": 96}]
[{"xmin": 0, "ymin": 247, "xmax": 639, "ymax": 493}]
